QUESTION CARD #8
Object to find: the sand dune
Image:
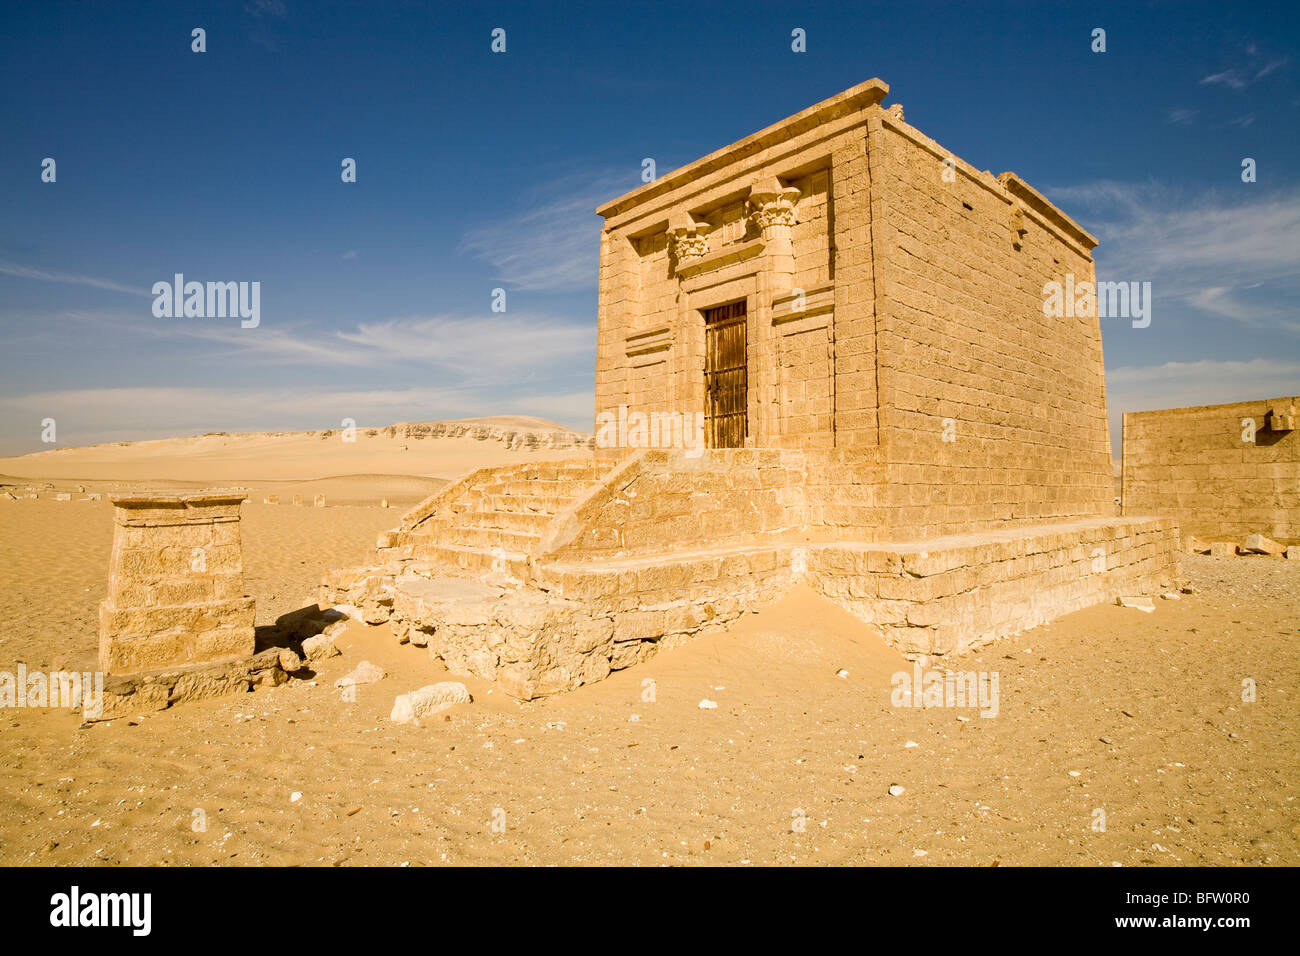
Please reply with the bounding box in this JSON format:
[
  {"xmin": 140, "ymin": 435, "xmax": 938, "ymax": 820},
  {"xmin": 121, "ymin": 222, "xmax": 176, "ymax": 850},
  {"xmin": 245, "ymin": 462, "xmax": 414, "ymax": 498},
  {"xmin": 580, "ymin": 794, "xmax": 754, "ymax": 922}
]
[{"xmin": 0, "ymin": 416, "xmax": 593, "ymax": 505}]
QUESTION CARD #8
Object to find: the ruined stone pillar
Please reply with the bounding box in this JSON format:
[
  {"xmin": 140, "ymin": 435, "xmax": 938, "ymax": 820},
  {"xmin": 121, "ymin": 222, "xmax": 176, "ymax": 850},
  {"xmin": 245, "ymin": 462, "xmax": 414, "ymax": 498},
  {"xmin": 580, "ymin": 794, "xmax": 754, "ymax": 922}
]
[{"xmin": 98, "ymin": 491, "xmax": 256, "ymax": 674}]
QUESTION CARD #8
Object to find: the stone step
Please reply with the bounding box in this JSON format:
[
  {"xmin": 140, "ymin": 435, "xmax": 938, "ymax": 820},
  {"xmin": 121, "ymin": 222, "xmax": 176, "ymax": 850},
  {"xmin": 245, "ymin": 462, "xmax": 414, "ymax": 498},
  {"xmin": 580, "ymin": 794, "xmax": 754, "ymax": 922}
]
[
  {"xmin": 404, "ymin": 507, "xmax": 554, "ymax": 537},
  {"xmin": 482, "ymin": 492, "xmax": 572, "ymax": 515},
  {"xmin": 465, "ymin": 509, "xmax": 555, "ymax": 535},
  {"xmin": 478, "ymin": 478, "xmax": 595, "ymax": 498},
  {"xmin": 438, "ymin": 524, "xmax": 541, "ymax": 553},
  {"xmin": 409, "ymin": 541, "xmax": 529, "ymax": 578},
  {"xmin": 473, "ymin": 465, "xmax": 610, "ymax": 487}
]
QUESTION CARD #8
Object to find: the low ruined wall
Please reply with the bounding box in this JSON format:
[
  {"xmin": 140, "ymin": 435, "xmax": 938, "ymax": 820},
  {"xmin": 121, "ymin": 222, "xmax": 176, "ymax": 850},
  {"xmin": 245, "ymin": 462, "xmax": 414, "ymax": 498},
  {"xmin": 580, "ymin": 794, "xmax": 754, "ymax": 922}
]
[
  {"xmin": 382, "ymin": 545, "xmax": 800, "ymax": 700},
  {"xmin": 809, "ymin": 516, "xmax": 1182, "ymax": 657},
  {"xmin": 328, "ymin": 511, "xmax": 1182, "ymax": 699},
  {"xmin": 1123, "ymin": 398, "xmax": 1298, "ymax": 543}
]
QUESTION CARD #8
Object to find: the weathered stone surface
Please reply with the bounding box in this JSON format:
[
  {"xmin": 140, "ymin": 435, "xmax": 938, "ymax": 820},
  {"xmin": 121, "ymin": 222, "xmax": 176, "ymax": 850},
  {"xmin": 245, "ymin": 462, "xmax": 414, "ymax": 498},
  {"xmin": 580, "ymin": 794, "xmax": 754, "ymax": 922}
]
[
  {"xmin": 278, "ymin": 648, "xmax": 306, "ymax": 672},
  {"xmin": 389, "ymin": 682, "xmax": 471, "ymax": 724},
  {"xmin": 335, "ymin": 660, "xmax": 385, "ymax": 687},
  {"xmin": 302, "ymin": 631, "xmax": 341, "ymax": 660},
  {"xmin": 89, "ymin": 647, "xmax": 284, "ymax": 722},
  {"xmin": 1208, "ymin": 541, "xmax": 1238, "ymax": 558},
  {"xmin": 1123, "ymin": 397, "xmax": 1297, "ymax": 543},
  {"xmin": 1242, "ymin": 533, "xmax": 1285, "ymax": 555},
  {"xmin": 98, "ymin": 491, "xmax": 255, "ymax": 675}
]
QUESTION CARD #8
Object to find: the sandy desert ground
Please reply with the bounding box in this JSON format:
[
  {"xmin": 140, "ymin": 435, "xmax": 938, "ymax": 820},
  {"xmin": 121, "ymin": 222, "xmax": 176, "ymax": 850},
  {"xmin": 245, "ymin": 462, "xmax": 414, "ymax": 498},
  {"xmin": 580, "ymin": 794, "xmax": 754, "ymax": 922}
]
[{"xmin": 0, "ymin": 425, "xmax": 1296, "ymax": 866}]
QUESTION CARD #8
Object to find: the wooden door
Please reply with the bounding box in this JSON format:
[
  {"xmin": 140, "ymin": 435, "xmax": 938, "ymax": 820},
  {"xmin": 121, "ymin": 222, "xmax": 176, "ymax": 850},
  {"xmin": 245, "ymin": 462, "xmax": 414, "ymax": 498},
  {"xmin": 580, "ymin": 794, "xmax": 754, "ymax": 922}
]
[{"xmin": 704, "ymin": 300, "xmax": 748, "ymax": 448}]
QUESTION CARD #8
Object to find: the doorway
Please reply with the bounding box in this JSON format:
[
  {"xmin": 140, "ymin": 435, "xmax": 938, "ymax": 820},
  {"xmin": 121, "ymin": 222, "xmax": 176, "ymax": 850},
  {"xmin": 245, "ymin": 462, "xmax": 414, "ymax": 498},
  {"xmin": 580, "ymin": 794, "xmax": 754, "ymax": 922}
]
[{"xmin": 704, "ymin": 300, "xmax": 748, "ymax": 448}]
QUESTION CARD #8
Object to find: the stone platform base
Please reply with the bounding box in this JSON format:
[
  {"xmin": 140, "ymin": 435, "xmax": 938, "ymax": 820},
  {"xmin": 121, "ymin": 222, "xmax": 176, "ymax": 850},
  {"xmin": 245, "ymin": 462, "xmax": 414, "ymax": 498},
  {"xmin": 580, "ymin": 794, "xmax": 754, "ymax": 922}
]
[
  {"xmin": 321, "ymin": 516, "xmax": 1182, "ymax": 700},
  {"xmin": 809, "ymin": 516, "xmax": 1183, "ymax": 656},
  {"xmin": 88, "ymin": 647, "xmax": 292, "ymax": 723}
]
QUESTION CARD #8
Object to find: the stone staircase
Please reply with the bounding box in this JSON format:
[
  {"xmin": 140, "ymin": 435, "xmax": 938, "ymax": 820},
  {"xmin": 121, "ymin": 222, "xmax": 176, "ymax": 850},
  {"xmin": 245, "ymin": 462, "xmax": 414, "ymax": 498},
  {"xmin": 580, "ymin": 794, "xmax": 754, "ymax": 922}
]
[{"xmin": 375, "ymin": 459, "xmax": 618, "ymax": 579}]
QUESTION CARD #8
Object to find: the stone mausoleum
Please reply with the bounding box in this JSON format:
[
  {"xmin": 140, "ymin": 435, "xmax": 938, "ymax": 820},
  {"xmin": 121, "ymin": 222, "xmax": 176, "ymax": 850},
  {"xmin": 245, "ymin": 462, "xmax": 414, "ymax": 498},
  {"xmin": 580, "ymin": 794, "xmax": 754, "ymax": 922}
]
[{"xmin": 324, "ymin": 79, "xmax": 1182, "ymax": 699}]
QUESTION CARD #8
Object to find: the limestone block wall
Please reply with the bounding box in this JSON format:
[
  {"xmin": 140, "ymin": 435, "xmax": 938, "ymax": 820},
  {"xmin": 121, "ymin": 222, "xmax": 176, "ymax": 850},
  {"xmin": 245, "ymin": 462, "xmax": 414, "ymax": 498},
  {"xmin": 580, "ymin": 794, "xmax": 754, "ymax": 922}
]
[
  {"xmin": 801, "ymin": 450, "xmax": 889, "ymax": 531},
  {"xmin": 546, "ymin": 450, "xmax": 812, "ymax": 560},
  {"xmin": 594, "ymin": 79, "xmax": 888, "ymax": 455},
  {"xmin": 349, "ymin": 514, "xmax": 1181, "ymax": 699},
  {"xmin": 1123, "ymin": 397, "xmax": 1299, "ymax": 542},
  {"xmin": 593, "ymin": 79, "xmax": 1114, "ymax": 548},
  {"xmin": 871, "ymin": 118, "xmax": 1112, "ymax": 539},
  {"xmin": 98, "ymin": 492, "xmax": 255, "ymax": 674},
  {"xmin": 809, "ymin": 516, "xmax": 1182, "ymax": 657}
]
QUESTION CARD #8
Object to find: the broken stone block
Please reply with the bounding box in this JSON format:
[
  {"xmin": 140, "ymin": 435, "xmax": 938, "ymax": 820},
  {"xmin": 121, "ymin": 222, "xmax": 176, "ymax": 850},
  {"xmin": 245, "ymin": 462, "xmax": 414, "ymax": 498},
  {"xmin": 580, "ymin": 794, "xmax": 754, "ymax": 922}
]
[
  {"xmin": 335, "ymin": 660, "xmax": 385, "ymax": 687},
  {"xmin": 89, "ymin": 647, "xmax": 284, "ymax": 722},
  {"xmin": 302, "ymin": 631, "xmax": 340, "ymax": 660},
  {"xmin": 390, "ymin": 682, "xmax": 471, "ymax": 724},
  {"xmin": 1287, "ymin": 546, "xmax": 1299, "ymax": 560},
  {"xmin": 277, "ymin": 648, "xmax": 306, "ymax": 673},
  {"xmin": 1242, "ymin": 533, "xmax": 1284, "ymax": 555},
  {"xmin": 1183, "ymin": 536, "xmax": 1210, "ymax": 554},
  {"xmin": 1116, "ymin": 595, "xmax": 1155, "ymax": 612},
  {"xmin": 1208, "ymin": 542, "xmax": 1238, "ymax": 558},
  {"xmin": 314, "ymin": 494, "xmax": 326, "ymax": 507}
]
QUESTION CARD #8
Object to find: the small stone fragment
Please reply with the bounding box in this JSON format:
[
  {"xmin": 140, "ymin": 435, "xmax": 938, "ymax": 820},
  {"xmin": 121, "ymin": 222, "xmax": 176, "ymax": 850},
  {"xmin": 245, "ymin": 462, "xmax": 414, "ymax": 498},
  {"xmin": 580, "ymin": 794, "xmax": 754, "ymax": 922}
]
[
  {"xmin": 302, "ymin": 632, "xmax": 340, "ymax": 660},
  {"xmin": 389, "ymin": 682, "xmax": 471, "ymax": 724},
  {"xmin": 1116, "ymin": 595, "xmax": 1155, "ymax": 612},
  {"xmin": 335, "ymin": 660, "xmax": 386, "ymax": 687}
]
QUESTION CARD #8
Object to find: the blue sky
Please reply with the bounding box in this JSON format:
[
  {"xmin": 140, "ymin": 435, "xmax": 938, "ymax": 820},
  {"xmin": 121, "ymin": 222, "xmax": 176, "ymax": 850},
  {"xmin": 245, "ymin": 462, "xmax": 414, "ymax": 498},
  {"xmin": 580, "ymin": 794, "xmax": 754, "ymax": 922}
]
[{"xmin": 1, "ymin": 0, "xmax": 1297, "ymax": 456}]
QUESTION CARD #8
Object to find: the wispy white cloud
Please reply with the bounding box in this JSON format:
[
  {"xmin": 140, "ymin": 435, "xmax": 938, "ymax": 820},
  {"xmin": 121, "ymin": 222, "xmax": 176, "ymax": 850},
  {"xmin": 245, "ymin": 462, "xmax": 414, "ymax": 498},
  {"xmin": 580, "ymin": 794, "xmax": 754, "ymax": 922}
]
[
  {"xmin": 333, "ymin": 313, "xmax": 592, "ymax": 370},
  {"xmin": 1104, "ymin": 358, "xmax": 1300, "ymax": 459},
  {"xmin": 0, "ymin": 261, "xmax": 149, "ymax": 296},
  {"xmin": 1201, "ymin": 69, "xmax": 1248, "ymax": 90},
  {"xmin": 459, "ymin": 171, "xmax": 629, "ymax": 292},
  {"xmin": 1256, "ymin": 57, "xmax": 1289, "ymax": 79},
  {"xmin": 1199, "ymin": 45, "xmax": 1290, "ymax": 90},
  {"xmin": 0, "ymin": 306, "xmax": 596, "ymax": 375},
  {"xmin": 180, "ymin": 311, "xmax": 596, "ymax": 373},
  {"xmin": 1108, "ymin": 358, "xmax": 1300, "ymax": 418},
  {"xmin": 1048, "ymin": 181, "xmax": 1300, "ymax": 332}
]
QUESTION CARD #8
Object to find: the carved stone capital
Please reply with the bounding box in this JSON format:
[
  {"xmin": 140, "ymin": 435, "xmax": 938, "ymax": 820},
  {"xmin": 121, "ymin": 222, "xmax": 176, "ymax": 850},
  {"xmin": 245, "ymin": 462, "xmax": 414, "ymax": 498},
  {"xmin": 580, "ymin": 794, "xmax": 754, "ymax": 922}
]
[
  {"xmin": 747, "ymin": 178, "xmax": 801, "ymax": 235},
  {"xmin": 667, "ymin": 211, "xmax": 711, "ymax": 262}
]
